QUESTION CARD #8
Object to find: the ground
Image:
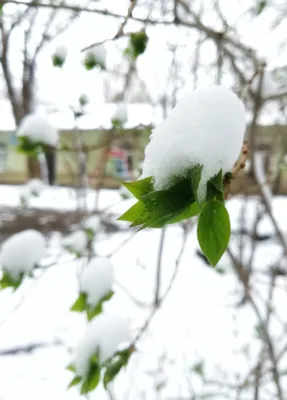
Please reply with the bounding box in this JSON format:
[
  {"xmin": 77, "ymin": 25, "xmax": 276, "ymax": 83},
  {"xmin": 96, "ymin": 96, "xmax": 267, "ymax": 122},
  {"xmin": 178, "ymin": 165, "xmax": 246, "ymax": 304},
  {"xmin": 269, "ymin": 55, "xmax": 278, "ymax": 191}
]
[{"xmin": 0, "ymin": 184, "xmax": 285, "ymax": 399}]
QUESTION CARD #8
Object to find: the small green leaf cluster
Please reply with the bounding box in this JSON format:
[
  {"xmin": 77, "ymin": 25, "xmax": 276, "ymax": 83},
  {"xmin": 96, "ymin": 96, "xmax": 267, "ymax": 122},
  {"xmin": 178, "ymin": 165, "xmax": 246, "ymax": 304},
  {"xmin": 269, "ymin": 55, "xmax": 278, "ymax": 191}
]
[
  {"xmin": 52, "ymin": 55, "xmax": 65, "ymax": 68},
  {"xmin": 84, "ymin": 53, "xmax": 105, "ymax": 71},
  {"xmin": 70, "ymin": 291, "xmax": 114, "ymax": 321},
  {"xmin": 124, "ymin": 31, "xmax": 149, "ymax": 60},
  {"xmin": 67, "ymin": 347, "xmax": 133, "ymax": 394},
  {"xmin": 0, "ymin": 271, "xmax": 23, "ymax": 291},
  {"xmin": 118, "ymin": 167, "xmax": 231, "ymax": 266},
  {"xmin": 17, "ymin": 136, "xmax": 51, "ymax": 156},
  {"xmin": 111, "ymin": 119, "xmax": 124, "ymax": 130},
  {"xmin": 256, "ymin": 0, "xmax": 267, "ymax": 15}
]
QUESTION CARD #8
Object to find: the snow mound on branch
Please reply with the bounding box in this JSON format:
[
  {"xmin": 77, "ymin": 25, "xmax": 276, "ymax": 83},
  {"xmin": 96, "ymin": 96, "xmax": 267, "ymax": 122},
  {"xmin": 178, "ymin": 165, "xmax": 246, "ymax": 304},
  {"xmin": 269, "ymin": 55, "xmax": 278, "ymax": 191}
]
[
  {"xmin": 80, "ymin": 257, "xmax": 114, "ymax": 307},
  {"xmin": 73, "ymin": 313, "xmax": 131, "ymax": 377},
  {"xmin": 83, "ymin": 215, "xmax": 101, "ymax": 234},
  {"xmin": 62, "ymin": 231, "xmax": 88, "ymax": 254},
  {"xmin": 0, "ymin": 230, "xmax": 46, "ymax": 280},
  {"xmin": 112, "ymin": 103, "xmax": 128, "ymax": 124},
  {"xmin": 17, "ymin": 113, "xmax": 59, "ymax": 147},
  {"xmin": 54, "ymin": 45, "xmax": 67, "ymax": 60},
  {"xmin": 141, "ymin": 86, "xmax": 246, "ymax": 201}
]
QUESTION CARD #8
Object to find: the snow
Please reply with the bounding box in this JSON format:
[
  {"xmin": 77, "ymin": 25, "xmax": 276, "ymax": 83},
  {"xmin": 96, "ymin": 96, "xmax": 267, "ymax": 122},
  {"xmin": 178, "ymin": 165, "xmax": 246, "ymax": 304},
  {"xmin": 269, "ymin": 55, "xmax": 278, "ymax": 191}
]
[
  {"xmin": 80, "ymin": 257, "xmax": 114, "ymax": 307},
  {"xmin": 119, "ymin": 185, "xmax": 132, "ymax": 199},
  {"xmin": 83, "ymin": 215, "xmax": 101, "ymax": 234},
  {"xmin": 17, "ymin": 113, "xmax": 59, "ymax": 147},
  {"xmin": 0, "ymin": 230, "xmax": 46, "ymax": 280},
  {"xmin": 73, "ymin": 313, "xmax": 131, "ymax": 377},
  {"xmin": 112, "ymin": 103, "xmax": 128, "ymax": 124},
  {"xmin": 62, "ymin": 231, "xmax": 88, "ymax": 255},
  {"xmin": 84, "ymin": 45, "xmax": 106, "ymax": 68},
  {"xmin": 53, "ymin": 45, "xmax": 68, "ymax": 60},
  {"xmin": 25, "ymin": 179, "xmax": 46, "ymax": 196},
  {"xmin": 141, "ymin": 86, "xmax": 246, "ymax": 201},
  {"xmin": 1, "ymin": 185, "xmax": 287, "ymax": 399}
]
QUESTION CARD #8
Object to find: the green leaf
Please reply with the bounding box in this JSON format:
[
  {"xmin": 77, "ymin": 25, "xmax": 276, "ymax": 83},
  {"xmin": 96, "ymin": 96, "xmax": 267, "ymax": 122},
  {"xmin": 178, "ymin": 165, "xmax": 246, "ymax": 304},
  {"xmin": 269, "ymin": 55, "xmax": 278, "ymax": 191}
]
[
  {"xmin": 87, "ymin": 302, "xmax": 103, "ymax": 321},
  {"xmin": 256, "ymin": 0, "xmax": 267, "ymax": 15},
  {"xmin": 80, "ymin": 356, "xmax": 101, "ymax": 394},
  {"xmin": 118, "ymin": 201, "xmax": 146, "ymax": 222},
  {"xmin": 127, "ymin": 31, "xmax": 149, "ymax": 60},
  {"xmin": 190, "ymin": 165, "xmax": 203, "ymax": 202},
  {"xmin": 192, "ymin": 361, "xmax": 205, "ymax": 377},
  {"xmin": 0, "ymin": 271, "xmax": 22, "ymax": 290},
  {"xmin": 197, "ymin": 200, "xmax": 230, "ymax": 266},
  {"xmin": 168, "ymin": 202, "xmax": 201, "ymax": 224},
  {"xmin": 67, "ymin": 376, "xmax": 82, "ymax": 389},
  {"xmin": 101, "ymin": 290, "xmax": 114, "ymax": 302},
  {"xmin": 206, "ymin": 170, "xmax": 224, "ymax": 202},
  {"xmin": 70, "ymin": 292, "xmax": 87, "ymax": 312},
  {"xmin": 103, "ymin": 359, "xmax": 124, "ymax": 389},
  {"xmin": 209, "ymin": 170, "xmax": 223, "ymax": 192},
  {"xmin": 86, "ymin": 291, "xmax": 114, "ymax": 321},
  {"xmin": 52, "ymin": 55, "xmax": 65, "ymax": 68},
  {"xmin": 66, "ymin": 364, "xmax": 76, "ymax": 373},
  {"xmin": 122, "ymin": 177, "xmax": 153, "ymax": 200}
]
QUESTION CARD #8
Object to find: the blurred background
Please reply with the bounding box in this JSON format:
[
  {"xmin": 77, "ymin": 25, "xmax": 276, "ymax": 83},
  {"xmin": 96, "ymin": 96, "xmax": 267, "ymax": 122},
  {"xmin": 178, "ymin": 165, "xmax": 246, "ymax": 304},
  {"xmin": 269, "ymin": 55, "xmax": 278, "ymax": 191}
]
[{"xmin": 0, "ymin": 0, "xmax": 287, "ymax": 399}]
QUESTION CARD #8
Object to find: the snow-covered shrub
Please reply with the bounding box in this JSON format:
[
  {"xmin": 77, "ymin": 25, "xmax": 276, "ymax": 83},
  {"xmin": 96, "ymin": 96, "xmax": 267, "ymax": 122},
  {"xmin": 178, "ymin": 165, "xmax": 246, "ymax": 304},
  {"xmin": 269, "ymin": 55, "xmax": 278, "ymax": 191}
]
[
  {"xmin": 17, "ymin": 113, "xmax": 59, "ymax": 154},
  {"xmin": 52, "ymin": 45, "xmax": 67, "ymax": 67},
  {"xmin": 71, "ymin": 257, "xmax": 114, "ymax": 320},
  {"xmin": 0, "ymin": 230, "xmax": 46, "ymax": 288},
  {"xmin": 119, "ymin": 86, "xmax": 246, "ymax": 266},
  {"xmin": 62, "ymin": 231, "xmax": 88, "ymax": 257},
  {"xmin": 111, "ymin": 103, "xmax": 128, "ymax": 128},
  {"xmin": 19, "ymin": 179, "xmax": 46, "ymax": 207},
  {"xmin": 67, "ymin": 313, "xmax": 132, "ymax": 393},
  {"xmin": 83, "ymin": 45, "xmax": 106, "ymax": 70},
  {"xmin": 25, "ymin": 179, "xmax": 46, "ymax": 196}
]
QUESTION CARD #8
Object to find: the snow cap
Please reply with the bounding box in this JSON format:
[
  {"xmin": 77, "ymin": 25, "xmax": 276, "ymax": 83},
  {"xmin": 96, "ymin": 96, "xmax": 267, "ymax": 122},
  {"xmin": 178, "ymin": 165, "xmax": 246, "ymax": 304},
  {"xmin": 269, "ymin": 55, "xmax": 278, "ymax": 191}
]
[
  {"xmin": 17, "ymin": 113, "xmax": 59, "ymax": 147},
  {"xmin": 73, "ymin": 313, "xmax": 131, "ymax": 377},
  {"xmin": 141, "ymin": 85, "xmax": 246, "ymax": 201},
  {"xmin": 80, "ymin": 257, "xmax": 114, "ymax": 307},
  {"xmin": 0, "ymin": 230, "xmax": 46, "ymax": 280}
]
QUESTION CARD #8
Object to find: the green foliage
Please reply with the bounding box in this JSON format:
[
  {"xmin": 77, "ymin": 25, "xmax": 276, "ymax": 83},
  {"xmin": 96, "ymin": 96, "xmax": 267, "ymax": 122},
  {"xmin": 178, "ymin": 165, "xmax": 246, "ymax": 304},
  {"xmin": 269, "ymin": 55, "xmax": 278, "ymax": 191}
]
[
  {"xmin": 192, "ymin": 361, "xmax": 205, "ymax": 377},
  {"xmin": 197, "ymin": 200, "xmax": 230, "ymax": 266},
  {"xmin": 124, "ymin": 31, "xmax": 149, "ymax": 60},
  {"xmin": 80, "ymin": 355, "xmax": 101, "ymax": 394},
  {"xmin": 119, "ymin": 168, "xmax": 232, "ymax": 266},
  {"xmin": 68, "ymin": 376, "xmax": 82, "ymax": 389},
  {"xmin": 67, "ymin": 347, "xmax": 133, "ymax": 394},
  {"xmin": 256, "ymin": 0, "xmax": 267, "ymax": 15},
  {"xmin": 0, "ymin": 271, "xmax": 23, "ymax": 291},
  {"xmin": 118, "ymin": 166, "xmax": 203, "ymax": 229},
  {"xmin": 52, "ymin": 55, "xmax": 65, "ymax": 68},
  {"xmin": 84, "ymin": 53, "xmax": 105, "ymax": 71},
  {"xmin": 111, "ymin": 119, "xmax": 124, "ymax": 129},
  {"xmin": 17, "ymin": 136, "xmax": 49, "ymax": 156},
  {"xmin": 70, "ymin": 291, "xmax": 114, "ymax": 321}
]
